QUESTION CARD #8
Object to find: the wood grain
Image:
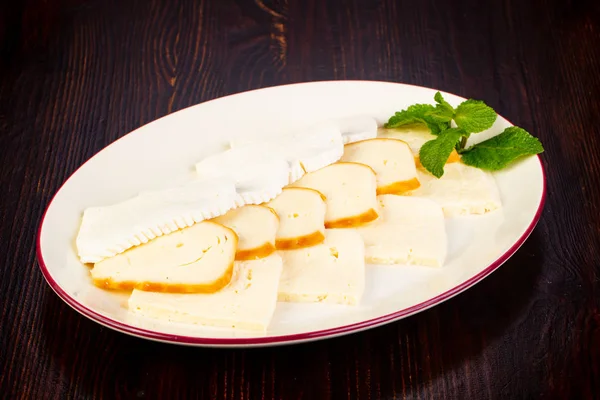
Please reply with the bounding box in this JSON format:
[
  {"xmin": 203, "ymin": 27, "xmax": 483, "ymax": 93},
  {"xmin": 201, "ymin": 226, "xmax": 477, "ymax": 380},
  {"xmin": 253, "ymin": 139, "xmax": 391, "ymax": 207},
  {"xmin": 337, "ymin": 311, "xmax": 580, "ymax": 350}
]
[{"xmin": 1, "ymin": 0, "xmax": 600, "ymax": 398}]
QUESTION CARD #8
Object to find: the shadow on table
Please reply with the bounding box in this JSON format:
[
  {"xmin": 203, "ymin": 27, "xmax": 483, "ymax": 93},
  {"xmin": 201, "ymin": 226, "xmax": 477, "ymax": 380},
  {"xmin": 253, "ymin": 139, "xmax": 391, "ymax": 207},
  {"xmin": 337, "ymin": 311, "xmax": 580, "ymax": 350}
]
[{"xmin": 39, "ymin": 230, "xmax": 544, "ymax": 399}]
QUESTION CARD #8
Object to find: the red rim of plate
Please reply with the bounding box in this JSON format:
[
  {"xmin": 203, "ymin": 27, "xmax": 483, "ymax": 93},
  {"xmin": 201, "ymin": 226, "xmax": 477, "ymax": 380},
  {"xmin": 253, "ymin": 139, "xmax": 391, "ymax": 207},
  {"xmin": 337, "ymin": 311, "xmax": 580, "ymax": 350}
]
[{"xmin": 35, "ymin": 82, "xmax": 547, "ymax": 346}]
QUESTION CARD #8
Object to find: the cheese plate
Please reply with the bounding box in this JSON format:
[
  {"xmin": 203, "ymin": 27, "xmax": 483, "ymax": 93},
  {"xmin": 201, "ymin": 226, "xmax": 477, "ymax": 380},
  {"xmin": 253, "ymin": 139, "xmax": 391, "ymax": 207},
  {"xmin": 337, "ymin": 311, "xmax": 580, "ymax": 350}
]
[{"xmin": 37, "ymin": 81, "xmax": 545, "ymax": 347}]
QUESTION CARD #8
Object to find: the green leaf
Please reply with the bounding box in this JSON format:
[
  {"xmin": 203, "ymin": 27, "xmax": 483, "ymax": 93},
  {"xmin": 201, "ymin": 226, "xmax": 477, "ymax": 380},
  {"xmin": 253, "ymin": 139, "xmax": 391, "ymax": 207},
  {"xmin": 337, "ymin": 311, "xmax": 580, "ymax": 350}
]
[
  {"xmin": 384, "ymin": 103, "xmax": 449, "ymax": 135},
  {"xmin": 419, "ymin": 128, "xmax": 466, "ymax": 178},
  {"xmin": 454, "ymin": 99, "xmax": 497, "ymax": 133},
  {"xmin": 384, "ymin": 104, "xmax": 435, "ymax": 128},
  {"xmin": 460, "ymin": 127, "xmax": 544, "ymax": 171},
  {"xmin": 433, "ymin": 92, "xmax": 455, "ymax": 116},
  {"xmin": 424, "ymin": 120, "xmax": 451, "ymax": 135},
  {"xmin": 425, "ymin": 109, "xmax": 453, "ymax": 124}
]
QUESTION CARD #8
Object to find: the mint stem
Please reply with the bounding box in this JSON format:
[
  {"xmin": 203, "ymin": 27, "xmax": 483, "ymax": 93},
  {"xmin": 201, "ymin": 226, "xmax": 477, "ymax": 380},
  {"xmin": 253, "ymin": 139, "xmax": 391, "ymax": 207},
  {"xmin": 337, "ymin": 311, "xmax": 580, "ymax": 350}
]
[{"xmin": 459, "ymin": 136, "xmax": 467, "ymax": 150}]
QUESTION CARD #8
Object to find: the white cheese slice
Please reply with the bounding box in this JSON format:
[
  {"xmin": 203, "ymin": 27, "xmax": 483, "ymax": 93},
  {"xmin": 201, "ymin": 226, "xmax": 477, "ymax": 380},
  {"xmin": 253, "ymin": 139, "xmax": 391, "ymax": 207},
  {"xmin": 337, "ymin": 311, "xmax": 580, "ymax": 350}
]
[
  {"xmin": 356, "ymin": 195, "xmax": 447, "ymax": 267},
  {"xmin": 76, "ymin": 179, "xmax": 238, "ymax": 263},
  {"xmin": 341, "ymin": 138, "xmax": 420, "ymax": 194},
  {"xmin": 288, "ymin": 162, "xmax": 379, "ymax": 228},
  {"xmin": 336, "ymin": 116, "xmax": 378, "ymax": 144},
  {"xmin": 266, "ymin": 187, "xmax": 326, "ymax": 249},
  {"xmin": 229, "ymin": 121, "xmax": 344, "ymax": 182},
  {"xmin": 213, "ymin": 205, "xmax": 279, "ymax": 260},
  {"xmin": 278, "ymin": 229, "xmax": 365, "ymax": 305},
  {"xmin": 128, "ymin": 253, "xmax": 283, "ymax": 331},
  {"xmin": 90, "ymin": 220, "xmax": 238, "ymax": 292},
  {"xmin": 195, "ymin": 145, "xmax": 290, "ymax": 206},
  {"xmin": 407, "ymin": 162, "xmax": 502, "ymax": 217}
]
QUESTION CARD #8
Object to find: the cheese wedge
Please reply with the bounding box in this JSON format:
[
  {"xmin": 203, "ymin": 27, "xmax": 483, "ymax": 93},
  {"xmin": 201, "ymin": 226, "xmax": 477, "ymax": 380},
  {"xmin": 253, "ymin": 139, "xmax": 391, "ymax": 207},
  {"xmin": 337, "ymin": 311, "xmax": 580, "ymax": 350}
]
[
  {"xmin": 76, "ymin": 179, "xmax": 238, "ymax": 263},
  {"xmin": 90, "ymin": 221, "xmax": 238, "ymax": 293},
  {"xmin": 378, "ymin": 127, "xmax": 460, "ymax": 167},
  {"xmin": 213, "ymin": 205, "xmax": 279, "ymax": 260},
  {"xmin": 407, "ymin": 162, "xmax": 502, "ymax": 217},
  {"xmin": 229, "ymin": 121, "xmax": 344, "ymax": 183},
  {"xmin": 356, "ymin": 195, "xmax": 447, "ymax": 267},
  {"xmin": 128, "ymin": 253, "xmax": 283, "ymax": 331},
  {"xmin": 278, "ymin": 229, "xmax": 365, "ymax": 305},
  {"xmin": 341, "ymin": 138, "xmax": 420, "ymax": 194},
  {"xmin": 288, "ymin": 162, "xmax": 379, "ymax": 228},
  {"xmin": 336, "ymin": 116, "xmax": 378, "ymax": 144},
  {"xmin": 195, "ymin": 146, "xmax": 290, "ymax": 206},
  {"xmin": 266, "ymin": 187, "xmax": 326, "ymax": 249}
]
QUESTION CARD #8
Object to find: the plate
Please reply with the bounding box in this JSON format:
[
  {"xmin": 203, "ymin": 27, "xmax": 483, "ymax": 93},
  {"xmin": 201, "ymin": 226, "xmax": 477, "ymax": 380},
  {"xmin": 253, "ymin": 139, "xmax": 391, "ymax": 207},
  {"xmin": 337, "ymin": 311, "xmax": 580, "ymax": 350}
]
[{"xmin": 37, "ymin": 81, "xmax": 545, "ymax": 347}]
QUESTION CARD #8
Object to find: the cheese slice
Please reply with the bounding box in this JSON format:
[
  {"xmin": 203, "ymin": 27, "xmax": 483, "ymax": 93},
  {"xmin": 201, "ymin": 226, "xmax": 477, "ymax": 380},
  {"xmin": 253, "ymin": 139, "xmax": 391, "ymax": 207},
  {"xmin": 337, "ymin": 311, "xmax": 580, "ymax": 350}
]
[
  {"xmin": 90, "ymin": 220, "xmax": 238, "ymax": 293},
  {"xmin": 336, "ymin": 116, "xmax": 378, "ymax": 144},
  {"xmin": 407, "ymin": 162, "xmax": 502, "ymax": 217},
  {"xmin": 128, "ymin": 253, "xmax": 283, "ymax": 331},
  {"xmin": 195, "ymin": 145, "xmax": 290, "ymax": 206},
  {"xmin": 213, "ymin": 205, "xmax": 279, "ymax": 260},
  {"xmin": 288, "ymin": 162, "xmax": 379, "ymax": 228},
  {"xmin": 379, "ymin": 126, "xmax": 436, "ymax": 155},
  {"xmin": 229, "ymin": 121, "xmax": 344, "ymax": 183},
  {"xmin": 341, "ymin": 138, "xmax": 420, "ymax": 194},
  {"xmin": 356, "ymin": 195, "xmax": 447, "ymax": 267},
  {"xmin": 266, "ymin": 187, "xmax": 326, "ymax": 250},
  {"xmin": 378, "ymin": 127, "xmax": 460, "ymax": 167},
  {"xmin": 278, "ymin": 229, "xmax": 365, "ymax": 305},
  {"xmin": 76, "ymin": 179, "xmax": 238, "ymax": 263}
]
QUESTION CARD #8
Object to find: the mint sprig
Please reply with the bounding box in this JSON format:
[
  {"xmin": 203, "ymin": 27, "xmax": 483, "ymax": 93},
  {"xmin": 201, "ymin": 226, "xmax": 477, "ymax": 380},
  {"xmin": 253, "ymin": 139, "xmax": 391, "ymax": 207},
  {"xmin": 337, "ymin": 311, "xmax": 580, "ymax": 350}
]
[
  {"xmin": 419, "ymin": 128, "xmax": 464, "ymax": 178},
  {"xmin": 384, "ymin": 104, "xmax": 450, "ymax": 135},
  {"xmin": 454, "ymin": 99, "xmax": 497, "ymax": 134},
  {"xmin": 385, "ymin": 92, "xmax": 544, "ymax": 177},
  {"xmin": 460, "ymin": 127, "xmax": 544, "ymax": 171}
]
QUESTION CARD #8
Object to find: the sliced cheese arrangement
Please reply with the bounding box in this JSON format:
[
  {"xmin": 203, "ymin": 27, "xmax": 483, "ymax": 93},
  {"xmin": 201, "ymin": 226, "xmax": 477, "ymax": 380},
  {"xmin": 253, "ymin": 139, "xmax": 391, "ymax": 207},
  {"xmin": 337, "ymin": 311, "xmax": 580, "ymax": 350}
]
[{"xmin": 76, "ymin": 117, "xmax": 503, "ymax": 332}]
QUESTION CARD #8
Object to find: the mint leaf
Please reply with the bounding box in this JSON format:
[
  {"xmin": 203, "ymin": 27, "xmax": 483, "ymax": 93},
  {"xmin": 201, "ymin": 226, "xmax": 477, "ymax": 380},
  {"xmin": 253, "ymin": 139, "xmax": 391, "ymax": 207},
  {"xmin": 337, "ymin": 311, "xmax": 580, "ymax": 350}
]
[
  {"xmin": 454, "ymin": 99, "xmax": 497, "ymax": 133},
  {"xmin": 434, "ymin": 92, "xmax": 455, "ymax": 116},
  {"xmin": 384, "ymin": 103, "xmax": 449, "ymax": 135},
  {"xmin": 424, "ymin": 119, "xmax": 450, "ymax": 135},
  {"xmin": 419, "ymin": 128, "xmax": 466, "ymax": 178},
  {"xmin": 461, "ymin": 127, "xmax": 544, "ymax": 171},
  {"xmin": 384, "ymin": 104, "xmax": 435, "ymax": 128}
]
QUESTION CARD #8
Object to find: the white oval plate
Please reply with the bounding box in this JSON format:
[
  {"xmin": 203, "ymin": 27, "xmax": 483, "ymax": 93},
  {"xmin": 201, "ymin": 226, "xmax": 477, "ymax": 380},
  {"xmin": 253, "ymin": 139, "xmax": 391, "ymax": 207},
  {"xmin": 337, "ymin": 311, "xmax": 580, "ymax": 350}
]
[{"xmin": 37, "ymin": 81, "xmax": 545, "ymax": 347}]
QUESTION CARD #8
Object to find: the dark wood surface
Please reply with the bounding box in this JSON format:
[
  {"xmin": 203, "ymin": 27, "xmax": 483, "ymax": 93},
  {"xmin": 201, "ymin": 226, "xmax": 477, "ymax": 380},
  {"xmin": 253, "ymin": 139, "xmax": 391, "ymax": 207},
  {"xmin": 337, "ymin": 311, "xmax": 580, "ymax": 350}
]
[{"xmin": 1, "ymin": 0, "xmax": 599, "ymax": 398}]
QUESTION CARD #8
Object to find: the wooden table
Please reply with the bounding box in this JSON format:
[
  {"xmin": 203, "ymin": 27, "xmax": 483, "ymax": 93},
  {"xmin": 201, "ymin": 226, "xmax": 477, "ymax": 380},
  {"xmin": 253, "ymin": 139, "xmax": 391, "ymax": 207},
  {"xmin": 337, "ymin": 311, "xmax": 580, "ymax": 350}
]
[{"xmin": 1, "ymin": 0, "xmax": 599, "ymax": 398}]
